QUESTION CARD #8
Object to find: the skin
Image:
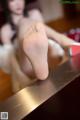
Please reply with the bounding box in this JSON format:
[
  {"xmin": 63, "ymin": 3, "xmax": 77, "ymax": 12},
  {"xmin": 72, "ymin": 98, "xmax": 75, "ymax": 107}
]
[{"xmin": 1, "ymin": 0, "xmax": 80, "ymax": 80}]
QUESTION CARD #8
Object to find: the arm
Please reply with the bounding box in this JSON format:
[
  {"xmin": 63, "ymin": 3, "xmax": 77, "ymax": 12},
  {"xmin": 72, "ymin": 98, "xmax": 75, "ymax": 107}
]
[
  {"xmin": 0, "ymin": 25, "xmax": 13, "ymax": 72},
  {"xmin": 45, "ymin": 25, "xmax": 80, "ymax": 46},
  {"xmin": 0, "ymin": 24, "xmax": 12, "ymax": 45}
]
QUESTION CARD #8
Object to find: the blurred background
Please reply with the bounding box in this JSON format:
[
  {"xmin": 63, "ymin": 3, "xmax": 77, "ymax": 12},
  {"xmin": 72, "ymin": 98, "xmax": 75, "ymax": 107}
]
[
  {"xmin": 0, "ymin": 0, "xmax": 80, "ymax": 101},
  {"xmin": 0, "ymin": 0, "xmax": 80, "ymax": 31}
]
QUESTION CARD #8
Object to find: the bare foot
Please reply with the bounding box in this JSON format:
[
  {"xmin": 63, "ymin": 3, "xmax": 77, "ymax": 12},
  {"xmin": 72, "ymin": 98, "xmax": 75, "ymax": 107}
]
[{"xmin": 22, "ymin": 23, "xmax": 49, "ymax": 80}]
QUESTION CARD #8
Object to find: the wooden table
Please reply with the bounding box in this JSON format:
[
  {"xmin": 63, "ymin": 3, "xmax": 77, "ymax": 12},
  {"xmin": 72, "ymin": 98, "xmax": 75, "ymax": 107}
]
[
  {"xmin": 0, "ymin": 54, "xmax": 68, "ymax": 102},
  {"xmin": 0, "ymin": 70, "xmax": 13, "ymax": 101}
]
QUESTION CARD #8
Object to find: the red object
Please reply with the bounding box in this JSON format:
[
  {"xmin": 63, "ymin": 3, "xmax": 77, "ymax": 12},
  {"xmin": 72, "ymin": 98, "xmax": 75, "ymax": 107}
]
[
  {"xmin": 69, "ymin": 45, "xmax": 80, "ymax": 56},
  {"xmin": 66, "ymin": 28, "xmax": 80, "ymax": 42},
  {"xmin": 70, "ymin": 54, "xmax": 80, "ymax": 70}
]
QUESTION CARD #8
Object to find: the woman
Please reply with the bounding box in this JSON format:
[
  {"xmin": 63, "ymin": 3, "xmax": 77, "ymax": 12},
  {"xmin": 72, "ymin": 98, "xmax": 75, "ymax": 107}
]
[{"xmin": 0, "ymin": 0, "xmax": 79, "ymax": 92}]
